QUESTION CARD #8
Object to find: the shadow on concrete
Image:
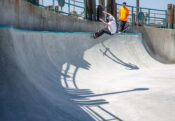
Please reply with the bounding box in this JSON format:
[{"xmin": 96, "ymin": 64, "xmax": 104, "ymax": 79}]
[
  {"xmin": 67, "ymin": 88, "xmax": 149, "ymax": 98},
  {"xmin": 99, "ymin": 42, "xmax": 139, "ymax": 70},
  {"xmin": 63, "ymin": 64, "xmax": 149, "ymax": 121},
  {"xmin": 0, "ymin": 29, "xmax": 146, "ymax": 121}
]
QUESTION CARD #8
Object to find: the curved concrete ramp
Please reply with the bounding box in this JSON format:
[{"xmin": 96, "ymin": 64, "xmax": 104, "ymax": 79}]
[{"xmin": 0, "ymin": 26, "xmax": 175, "ymax": 121}]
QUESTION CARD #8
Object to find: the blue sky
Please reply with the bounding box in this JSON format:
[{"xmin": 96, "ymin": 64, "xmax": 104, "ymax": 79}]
[
  {"xmin": 41, "ymin": 0, "xmax": 175, "ymax": 14},
  {"xmin": 116, "ymin": 0, "xmax": 175, "ymax": 10},
  {"xmin": 42, "ymin": 0, "xmax": 175, "ymax": 10}
]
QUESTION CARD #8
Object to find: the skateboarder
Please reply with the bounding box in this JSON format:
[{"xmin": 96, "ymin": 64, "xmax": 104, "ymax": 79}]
[
  {"xmin": 118, "ymin": 2, "xmax": 129, "ymax": 33},
  {"xmin": 92, "ymin": 11, "xmax": 116, "ymax": 39}
]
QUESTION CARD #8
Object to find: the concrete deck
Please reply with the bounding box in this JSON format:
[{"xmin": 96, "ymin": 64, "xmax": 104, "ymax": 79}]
[{"xmin": 0, "ymin": 26, "xmax": 175, "ymax": 121}]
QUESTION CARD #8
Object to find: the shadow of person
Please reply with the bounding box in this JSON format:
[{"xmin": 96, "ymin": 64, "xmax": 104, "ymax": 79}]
[{"xmin": 99, "ymin": 42, "xmax": 139, "ymax": 70}]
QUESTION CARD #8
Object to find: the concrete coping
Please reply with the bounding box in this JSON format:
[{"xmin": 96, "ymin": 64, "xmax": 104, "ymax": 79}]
[{"xmin": 0, "ymin": 24, "xmax": 142, "ymax": 36}]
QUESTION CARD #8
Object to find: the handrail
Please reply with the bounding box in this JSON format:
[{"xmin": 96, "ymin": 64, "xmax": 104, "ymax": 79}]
[
  {"xmin": 25, "ymin": 0, "xmax": 168, "ymax": 28},
  {"xmin": 64, "ymin": 2, "xmax": 84, "ymax": 9},
  {"xmin": 116, "ymin": 3, "xmax": 167, "ymax": 28}
]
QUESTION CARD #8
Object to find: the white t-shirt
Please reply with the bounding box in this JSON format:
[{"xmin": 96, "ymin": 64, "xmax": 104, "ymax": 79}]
[{"xmin": 108, "ymin": 16, "xmax": 117, "ymax": 34}]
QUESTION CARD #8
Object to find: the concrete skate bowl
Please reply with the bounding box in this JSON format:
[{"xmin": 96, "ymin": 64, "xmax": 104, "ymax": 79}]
[
  {"xmin": 134, "ymin": 26, "xmax": 175, "ymax": 64},
  {"xmin": 1, "ymin": 26, "xmax": 175, "ymax": 121}
]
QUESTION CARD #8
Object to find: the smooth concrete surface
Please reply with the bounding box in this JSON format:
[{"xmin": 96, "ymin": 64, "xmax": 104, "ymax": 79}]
[
  {"xmin": 0, "ymin": 26, "xmax": 175, "ymax": 121},
  {"xmin": 132, "ymin": 26, "xmax": 175, "ymax": 63},
  {"xmin": 0, "ymin": 0, "xmax": 104, "ymax": 32},
  {"xmin": 1, "ymin": 0, "xmax": 175, "ymax": 64}
]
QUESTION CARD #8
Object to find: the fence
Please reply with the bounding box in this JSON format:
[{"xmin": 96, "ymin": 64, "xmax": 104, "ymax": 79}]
[
  {"xmin": 26, "ymin": 0, "xmax": 85, "ymax": 18},
  {"xmin": 26, "ymin": 0, "xmax": 168, "ymax": 28},
  {"xmin": 116, "ymin": 3, "xmax": 167, "ymax": 28}
]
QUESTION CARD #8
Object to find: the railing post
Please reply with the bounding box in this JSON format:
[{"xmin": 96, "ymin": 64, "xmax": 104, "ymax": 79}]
[
  {"xmin": 85, "ymin": 0, "xmax": 96, "ymax": 21},
  {"xmin": 85, "ymin": 0, "xmax": 91, "ymax": 20},
  {"xmin": 73, "ymin": 0, "xmax": 75, "ymax": 11},
  {"xmin": 85, "ymin": 0, "xmax": 87, "ymax": 19},
  {"xmin": 112, "ymin": 0, "xmax": 117, "ymax": 19},
  {"xmin": 116, "ymin": 3, "xmax": 118, "ymax": 19},
  {"xmin": 68, "ymin": 0, "xmax": 70, "ymax": 15},
  {"xmin": 107, "ymin": 0, "xmax": 116, "ymax": 19},
  {"xmin": 133, "ymin": 14, "xmax": 136, "ymax": 25},
  {"xmin": 165, "ymin": 10, "xmax": 168, "ymax": 28},
  {"xmin": 173, "ymin": 5, "xmax": 175, "ymax": 29},
  {"xmin": 148, "ymin": 9, "xmax": 150, "ymax": 25},
  {"xmin": 168, "ymin": 4, "xmax": 173, "ymax": 29},
  {"xmin": 93, "ymin": 0, "xmax": 96, "ymax": 21},
  {"xmin": 136, "ymin": 0, "xmax": 139, "ymax": 25},
  {"xmin": 131, "ymin": 7, "xmax": 134, "ymax": 25},
  {"xmin": 53, "ymin": 0, "xmax": 55, "ymax": 10}
]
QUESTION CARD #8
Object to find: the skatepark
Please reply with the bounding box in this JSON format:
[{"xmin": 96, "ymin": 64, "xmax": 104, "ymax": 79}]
[{"xmin": 0, "ymin": 0, "xmax": 175, "ymax": 121}]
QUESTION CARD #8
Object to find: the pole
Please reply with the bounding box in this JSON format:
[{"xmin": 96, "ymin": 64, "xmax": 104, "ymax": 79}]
[
  {"xmin": 53, "ymin": 0, "xmax": 55, "ymax": 10},
  {"xmin": 173, "ymin": 5, "xmax": 175, "ymax": 29},
  {"xmin": 73, "ymin": 0, "xmax": 75, "ymax": 11},
  {"xmin": 85, "ymin": 0, "xmax": 87, "ymax": 19},
  {"xmin": 136, "ymin": 0, "xmax": 139, "ymax": 15},
  {"xmin": 148, "ymin": 9, "xmax": 150, "ymax": 25},
  {"xmin": 131, "ymin": 7, "xmax": 134, "ymax": 25},
  {"xmin": 92, "ymin": 0, "xmax": 96, "ymax": 20},
  {"xmin": 107, "ymin": 0, "xmax": 116, "ymax": 19},
  {"xmin": 57, "ymin": 0, "xmax": 59, "ymax": 12},
  {"xmin": 68, "ymin": 0, "xmax": 70, "ymax": 14},
  {"xmin": 168, "ymin": 4, "xmax": 172, "ymax": 29},
  {"xmin": 85, "ymin": 0, "xmax": 92, "ymax": 20},
  {"xmin": 112, "ymin": 0, "xmax": 116, "ymax": 19},
  {"xmin": 133, "ymin": 14, "xmax": 136, "ymax": 25},
  {"xmin": 136, "ymin": 0, "xmax": 139, "ymax": 25}
]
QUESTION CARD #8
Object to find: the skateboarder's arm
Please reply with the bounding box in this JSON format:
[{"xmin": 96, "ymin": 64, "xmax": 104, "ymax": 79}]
[
  {"xmin": 99, "ymin": 18, "xmax": 109, "ymax": 26},
  {"xmin": 102, "ymin": 11, "xmax": 112, "ymax": 16}
]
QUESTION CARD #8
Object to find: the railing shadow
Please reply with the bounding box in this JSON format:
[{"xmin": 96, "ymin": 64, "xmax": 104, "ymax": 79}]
[
  {"xmin": 61, "ymin": 62, "xmax": 148, "ymax": 121},
  {"xmin": 59, "ymin": 36, "xmax": 145, "ymax": 120}
]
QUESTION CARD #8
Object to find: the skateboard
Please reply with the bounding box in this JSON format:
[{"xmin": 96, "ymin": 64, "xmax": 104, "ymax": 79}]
[{"xmin": 117, "ymin": 21, "xmax": 129, "ymax": 33}]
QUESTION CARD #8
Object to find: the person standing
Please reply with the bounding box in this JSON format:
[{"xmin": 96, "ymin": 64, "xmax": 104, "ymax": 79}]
[{"xmin": 118, "ymin": 2, "xmax": 129, "ymax": 33}]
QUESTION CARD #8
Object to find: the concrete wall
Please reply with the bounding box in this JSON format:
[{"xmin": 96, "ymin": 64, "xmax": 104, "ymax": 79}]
[
  {"xmin": 133, "ymin": 26, "xmax": 175, "ymax": 63},
  {"xmin": 1, "ymin": 0, "xmax": 175, "ymax": 64},
  {"xmin": 0, "ymin": 0, "xmax": 104, "ymax": 32}
]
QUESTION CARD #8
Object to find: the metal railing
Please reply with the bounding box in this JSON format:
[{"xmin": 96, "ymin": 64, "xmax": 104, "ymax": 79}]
[
  {"xmin": 116, "ymin": 3, "xmax": 167, "ymax": 28},
  {"xmin": 25, "ymin": 1, "xmax": 168, "ymax": 28},
  {"xmin": 26, "ymin": 0, "xmax": 85, "ymax": 18}
]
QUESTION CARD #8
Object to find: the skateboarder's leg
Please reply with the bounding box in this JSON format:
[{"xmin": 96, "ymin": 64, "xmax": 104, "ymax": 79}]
[
  {"xmin": 94, "ymin": 27, "xmax": 111, "ymax": 38},
  {"xmin": 119, "ymin": 20, "xmax": 126, "ymax": 32}
]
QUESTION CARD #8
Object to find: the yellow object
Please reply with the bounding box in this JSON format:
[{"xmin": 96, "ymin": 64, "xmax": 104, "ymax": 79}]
[{"xmin": 119, "ymin": 7, "xmax": 129, "ymax": 21}]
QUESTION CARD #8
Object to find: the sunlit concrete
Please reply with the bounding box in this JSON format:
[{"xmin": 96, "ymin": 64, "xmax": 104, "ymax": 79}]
[{"xmin": 0, "ymin": 27, "xmax": 175, "ymax": 121}]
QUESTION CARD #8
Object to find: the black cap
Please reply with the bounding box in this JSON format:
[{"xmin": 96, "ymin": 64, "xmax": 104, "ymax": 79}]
[{"xmin": 123, "ymin": 2, "xmax": 126, "ymax": 5}]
